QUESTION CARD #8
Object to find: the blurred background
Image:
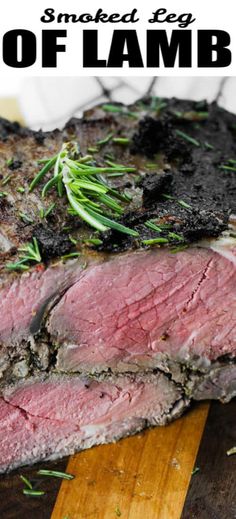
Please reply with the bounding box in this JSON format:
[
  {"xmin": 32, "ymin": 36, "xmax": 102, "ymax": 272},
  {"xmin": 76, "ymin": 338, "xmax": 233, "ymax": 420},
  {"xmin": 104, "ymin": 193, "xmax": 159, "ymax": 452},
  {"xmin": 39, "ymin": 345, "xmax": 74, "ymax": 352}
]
[{"xmin": 0, "ymin": 76, "xmax": 235, "ymax": 129}]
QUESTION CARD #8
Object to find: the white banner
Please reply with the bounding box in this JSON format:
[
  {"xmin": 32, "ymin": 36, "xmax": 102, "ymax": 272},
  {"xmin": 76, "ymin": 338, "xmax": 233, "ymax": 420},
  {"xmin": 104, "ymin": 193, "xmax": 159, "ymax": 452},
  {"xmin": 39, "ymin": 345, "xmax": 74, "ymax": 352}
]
[{"xmin": 0, "ymin": 0, "xmax": 235, "ymax": 76}]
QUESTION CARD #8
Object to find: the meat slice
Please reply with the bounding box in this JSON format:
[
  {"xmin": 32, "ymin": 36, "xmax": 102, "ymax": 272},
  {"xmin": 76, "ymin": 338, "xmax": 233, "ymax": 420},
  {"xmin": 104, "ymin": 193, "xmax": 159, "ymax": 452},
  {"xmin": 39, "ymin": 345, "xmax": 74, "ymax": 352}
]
[
  {"xmin": 48, "ymin": 241, "xmax": 236, "ymax": 373},
  {"xmin": 0, "ymin": 373, "xmax": 185, "ymax": 473}
]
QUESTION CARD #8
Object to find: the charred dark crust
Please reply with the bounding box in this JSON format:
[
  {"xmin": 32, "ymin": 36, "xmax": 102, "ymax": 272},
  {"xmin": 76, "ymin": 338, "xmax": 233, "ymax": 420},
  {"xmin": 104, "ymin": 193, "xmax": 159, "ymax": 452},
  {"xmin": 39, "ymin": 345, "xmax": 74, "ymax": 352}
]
[
  {"xmin": 32, "ymin": 225, "xmax": 73, "ymax": 261},
  {"xmin": 1, "ymin": 97, "xmax": 236, "ymax": 257}
]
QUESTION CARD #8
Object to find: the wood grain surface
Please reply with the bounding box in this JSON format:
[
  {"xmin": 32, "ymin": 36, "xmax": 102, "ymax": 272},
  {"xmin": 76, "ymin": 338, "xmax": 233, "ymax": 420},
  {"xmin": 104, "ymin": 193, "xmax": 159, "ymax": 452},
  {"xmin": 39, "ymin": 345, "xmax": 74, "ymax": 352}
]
[{"xmin": 51, "ymin": 404, "xmax": 209, "ymax": 519}]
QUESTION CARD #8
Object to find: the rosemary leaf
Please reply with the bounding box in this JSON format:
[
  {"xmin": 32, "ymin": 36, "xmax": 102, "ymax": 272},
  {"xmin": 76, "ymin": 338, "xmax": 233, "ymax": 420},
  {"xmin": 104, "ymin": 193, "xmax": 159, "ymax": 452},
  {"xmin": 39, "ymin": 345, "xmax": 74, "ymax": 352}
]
[
  {"xmin": 102, "ymin": 104, "xmax": 138, "ymax": 118},
  {"xmin": 44, "ymin": 203, "xmax": 56, "ymax": 218},
  {"xmin": 112, "ymin": 137, "xmax": 130, "ymax": 146},
  {"xmin": 191, "ymin": 467, "xmax": 200, "ymax": 476},
  {"xmin": 204, "ymin": 141, "xmax": 214, "ymax": 150},
  {"xmin": 61, "ymin": 252, "xmax": 81, "ymax": 260},
  {"xmin": 226, "ymin": 446, "xmax": 236, "ymax": 456},
  {"xmin": 177, "ymin": 199, "xmax": 192, "ymax": 209},
  {"xmin": 175, "ymin": 130, "xmax": 200, "ymax": 147},
  {"xmin": 219, "ymin": 165, "xmax": 236, "ymax": 172},
  {"xmin": 115, "ymin": 506, "xmax": 122, "ymax": 517},
  {"xmin": 37, "ymin": 469, "xmax": 75, "ymax": 480},
  {"xmin": 2, "ymin": 174, "xmax": 12, "ymax": 186},
  {"xmin": 142, "ymin": 238, "xmax": 169, "ymax": 245},
  {"xmin": 85, "ymin": 207, "xmax": 139, "ymax": 237},
  {"xmin": 29, "ymin": 156, "xmax": 57, "ymax": 192},
  {"xmin": 20, "ymin": 475, "xmax": 33, "ymax": 489},
  {"xmin": 85, "ymin": 238, "xmax": 103, "ymax": 245},
  {"xmin": 6, "ymin": 238, "xmax": 41, "ymax": 271},
  {"xmin": 19, "ymin": 212, "xmax": 33, "ymax": 224},
  {"xmin": 23, "ymin": 489, "xmax": 45, "ymax": 497},
  {"xmin": 97, "ymin": 133, "xmax": 114, "ymax": 146}
]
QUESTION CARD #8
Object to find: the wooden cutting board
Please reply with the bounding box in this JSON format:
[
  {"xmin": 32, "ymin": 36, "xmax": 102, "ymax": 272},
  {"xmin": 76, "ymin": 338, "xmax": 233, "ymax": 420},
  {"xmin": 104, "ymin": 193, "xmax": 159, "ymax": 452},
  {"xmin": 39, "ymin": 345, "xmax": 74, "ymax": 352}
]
[{"xmin": 0, "ymin": 99, "xmax": 235, "ymax": 519}]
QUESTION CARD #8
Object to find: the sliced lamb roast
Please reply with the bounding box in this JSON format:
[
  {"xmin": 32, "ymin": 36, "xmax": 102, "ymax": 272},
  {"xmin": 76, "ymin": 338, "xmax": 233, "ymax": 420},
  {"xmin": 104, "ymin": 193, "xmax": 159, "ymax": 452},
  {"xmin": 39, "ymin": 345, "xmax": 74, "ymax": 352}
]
[{"xmin": 0, "ymin": 97, "xmax": 236, "ymax": 472}]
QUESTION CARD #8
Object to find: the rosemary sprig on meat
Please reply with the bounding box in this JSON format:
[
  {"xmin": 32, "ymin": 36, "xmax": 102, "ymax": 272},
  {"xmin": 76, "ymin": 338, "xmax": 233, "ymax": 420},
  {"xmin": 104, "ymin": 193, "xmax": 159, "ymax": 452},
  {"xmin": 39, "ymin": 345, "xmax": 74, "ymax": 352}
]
[
  {"xmin": 29, "ymin": 142, "xmax": 138, "ymax": 236},
  {"xmin": 6, "ymin": 237, "xmax": 41, "ymax": 271}
]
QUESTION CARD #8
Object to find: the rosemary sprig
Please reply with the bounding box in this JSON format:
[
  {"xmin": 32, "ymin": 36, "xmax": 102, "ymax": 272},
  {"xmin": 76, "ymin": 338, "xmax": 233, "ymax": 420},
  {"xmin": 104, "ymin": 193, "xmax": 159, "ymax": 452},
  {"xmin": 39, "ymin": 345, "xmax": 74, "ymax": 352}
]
[
  {"xmin": 37, "ymin": 469, "xmax": 75, "ymax": 480},
  {"xmin": 30, "ymin": 142, "xmax": 139, "ymax": 237},
  {"xmin": 6, "ymin": 238, "xmax": 41, "ymax": 271}
]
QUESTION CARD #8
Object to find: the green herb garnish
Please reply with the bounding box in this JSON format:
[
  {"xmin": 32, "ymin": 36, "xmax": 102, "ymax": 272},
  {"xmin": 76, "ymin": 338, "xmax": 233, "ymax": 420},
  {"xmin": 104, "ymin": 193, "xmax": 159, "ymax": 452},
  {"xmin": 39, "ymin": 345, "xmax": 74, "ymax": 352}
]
[
  {"xmin": 19, "ymin": 212, "xmax": 33, "ymax": 224},
  {"xmin": 0, "ymin": 191, "xmax": 8, "ymax": 197},
  {"xmin": 2, "ymin": 174, "xmax": 12, "ymax": 186},
  {"xmin": 29, "ymin": 142, "xmax": 138, "ymax": 237},
  {"xmin": 40, "ymin": 203, "xmax": 56, "ymax": 219},
  {"xmin": 87, "ymin": 147, "xmax": 99, "ymax": 154},
  {"xmin": 6, "ymin": 158, "xmax": 14, "ymax": 167},
  {"xmin": 6, "ymin": 237, "xmax": 41, "ymax": 271},
  {"xmin": 23, "ymin": 489, "xmax": 45, "ymax": 497},
  {"xmin": 61, "ymin": 252, "xmax": 80, "ymax": 261},
  {"xmin": 29, "ymin": 155, "xmax": 58, "ymax": 192},
  {"xmin": 112, "ymin": 137, "xmax": 130, "ymax": 146},
  {"xmin": 162, "ymin": 194, "xmax": 192, "ymax": 209},
  {"xmin": 20, "ymin": 475, "xmax": 33, "ymax": 489},
  {"xmin": 204, "ymin": 141, "xmax": 214, "ymax": 150},
  {"xmin": 102, "ymin": 104, "xmax": 138, "ymax": 118},
  {"xmin": 85, "ymin": 238, "xmax": 103, "ymax": 245},
  {"xmin": 17, "ymin": 187, "xmax": 25, "ymax": 193},
  {"xmin": 175, "ymin": 130, "xmax": 200, "ymax": 147},
  {"xmin": 96, "ymin": 133, "xmax": 114, "ymax": 146},
  {"xmin": 226, "ymin": 446, "xmax": 236, "ymax": 456},
  {"xmin": 219, "ymin": 165, "xmax": 236, "ymax": 172},
  {"xmin": 142, "ymin": 237, "xmax": 169, "ymax": 246},
  {"xmin": 168, "ymin": 232, "xmax": 184, "ymax": 241},
  {"xmin": 145, "ymin": 221, "xmax": 164, "ymax": 233},
  {"xmin": 170, "ymin": 245, "xmax": 188, "ymax": 254},
  {"xmin": 37, "ymin": 469, "xmax": 75, "ymax": 480},
  {"xmin": 69, "ymin": 236, "xmax": 78, "ymax": 245},
  {"xmin": 177, "ymin": 199, "xmax": 192, "ymax": 209},
  {"xmin": 146, "ymin": 163, "xmax": 158, "ymax": 170},
  {"xmin": 115, "ymin": 506, "xmax": 122, "ymax": 517},
  {"xmin": 150, "ymin": 97, "xmax": 167, "ymax": 113},
  {"xmin": 191, "ymin": 467, "xmax": 200, "ymax": 476},
  {"xmin": 174, "ymin": 111, "xmax": 208, "ymax": 121}
]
